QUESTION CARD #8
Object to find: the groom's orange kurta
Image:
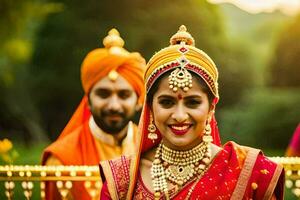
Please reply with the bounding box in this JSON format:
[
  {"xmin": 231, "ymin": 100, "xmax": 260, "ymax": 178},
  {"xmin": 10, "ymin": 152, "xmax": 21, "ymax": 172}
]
[
  {"xmin": 43, "ymin": 120, "xmax": 139, "ymax": 200},
  {"xmin": 42, "ymin": 29, "xmax": 145, "ymax": 200}
]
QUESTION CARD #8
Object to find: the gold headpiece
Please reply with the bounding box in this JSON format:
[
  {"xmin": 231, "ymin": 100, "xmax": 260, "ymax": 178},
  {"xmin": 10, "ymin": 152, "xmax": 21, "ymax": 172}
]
[
  {"xmin": 168, "ymin": 26, "xmax": 193, "ymax": 92},
  {"xmin": 145, "ymin": 25, "xmax": 219, "ymax": 99},
  {"xmin": 103, "ymin": 28, "xmax": 123, "ymax": 46},
  {"xmin": 170, "ymin": 25, "xmax": 195, "ymax": 46}
]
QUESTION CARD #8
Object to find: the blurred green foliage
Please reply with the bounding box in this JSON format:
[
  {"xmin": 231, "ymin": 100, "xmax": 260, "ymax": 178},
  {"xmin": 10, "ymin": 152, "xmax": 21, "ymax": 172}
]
[
  {"xmin": 220, "ymin": 4, "xmax": 290, "ymax": 87},
  {"xmin": 268, "ymin": 13, "xmax": 300, "ymax": 87},
  {"xmin": 219, "ymin": 88, "xmax": 300, "ymax": 151},
  {"xmin": 0, "ymin": 0, "xmax": 63, "ymax": 143}
]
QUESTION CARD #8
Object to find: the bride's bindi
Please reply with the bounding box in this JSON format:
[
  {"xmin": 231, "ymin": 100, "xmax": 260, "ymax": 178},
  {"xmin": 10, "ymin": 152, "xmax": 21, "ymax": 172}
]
[{"xmin": 177, "ymin": 94, "xmax": 183, "ymax": 100}]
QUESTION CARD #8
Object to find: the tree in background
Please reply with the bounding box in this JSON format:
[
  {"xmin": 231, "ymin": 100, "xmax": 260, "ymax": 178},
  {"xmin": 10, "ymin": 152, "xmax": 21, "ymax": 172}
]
[
  {"xmin": 0, "ymin": 0, "xmax": 63, "ymax": 143},
  {"xmin": 219, "ymin": 10, "xmax": 300, "ymax": 150},
  {"xmin": 30, "ymin": 0, "xmax": 255, "ymax": 140},
  {"xmin": 268, "ymin": 14, "xmax": 300, "ymax": 87}
]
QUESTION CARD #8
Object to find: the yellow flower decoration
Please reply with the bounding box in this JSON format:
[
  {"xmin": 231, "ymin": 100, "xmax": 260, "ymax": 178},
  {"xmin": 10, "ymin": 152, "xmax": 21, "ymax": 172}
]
[
  {"xmin": 0, "ymin": 138, "xmax": 18, "ymax": 164},
  {"xmin": 0, "ymin": 138, "xmax": 13, "ymax": 154}
]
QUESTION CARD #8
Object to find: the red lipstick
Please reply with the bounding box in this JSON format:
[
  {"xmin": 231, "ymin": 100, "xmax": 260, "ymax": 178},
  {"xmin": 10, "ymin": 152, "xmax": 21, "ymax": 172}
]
[{"xmin": 168, "ymin": 124, "xmax": 191, "ymax": 136}]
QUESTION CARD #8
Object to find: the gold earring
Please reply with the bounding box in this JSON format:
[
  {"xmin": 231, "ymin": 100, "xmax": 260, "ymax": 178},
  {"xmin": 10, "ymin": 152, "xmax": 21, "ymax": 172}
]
[
  {"xmin": 148, "ymin": 113, "xmax": 158, "ymax": 142},
  {"xmin": 203, "ymin": 120, "xmax": 213, "ymax": 143}
]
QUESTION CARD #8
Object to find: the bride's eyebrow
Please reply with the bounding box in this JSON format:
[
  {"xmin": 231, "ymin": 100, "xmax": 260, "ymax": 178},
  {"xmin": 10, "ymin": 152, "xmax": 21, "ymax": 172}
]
[
  {"xmin": 157, "ymin": 95, "xmax": 176, "ymax": 100},
  {"xmin": 184, "ymin": 95, "xmax": 202, "ymax": 99}
]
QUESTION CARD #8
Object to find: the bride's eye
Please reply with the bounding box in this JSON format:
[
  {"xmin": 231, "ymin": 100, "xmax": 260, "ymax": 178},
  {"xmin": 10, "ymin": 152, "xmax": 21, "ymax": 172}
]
[
  {"xmin": 185, "ymin": 99, "xmax": 201, "ymax": 108},
  {"xmin": 158, "ymin": 98, "xmax": 175, "ymax": 108}
]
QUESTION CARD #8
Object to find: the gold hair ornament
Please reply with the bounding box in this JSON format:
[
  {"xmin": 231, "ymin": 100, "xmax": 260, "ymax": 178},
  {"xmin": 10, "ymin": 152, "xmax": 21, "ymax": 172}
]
[
  {"xmin": 168, "ymin": 56, "xmax": 192, "ymax": 92},
  {"xmin": 168, "ymin": 26, "xmax": 194, "ymax": 93}
]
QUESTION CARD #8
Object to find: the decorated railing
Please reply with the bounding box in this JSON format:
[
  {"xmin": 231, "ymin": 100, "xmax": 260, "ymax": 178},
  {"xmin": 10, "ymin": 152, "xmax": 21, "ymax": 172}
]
[
  {"xmin": 0, "ymin": 165, "xmax": 101, "ymax": 200},
  {"xmin": 1, "ymin": 157, "xmax": 300, "ymax": 199}
]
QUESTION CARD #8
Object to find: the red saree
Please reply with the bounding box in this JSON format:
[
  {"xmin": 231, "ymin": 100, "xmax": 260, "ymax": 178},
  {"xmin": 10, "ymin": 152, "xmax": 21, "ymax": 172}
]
[{"xmin": 100, "ymin": 142, "xmax": 284, "ymax": 200}]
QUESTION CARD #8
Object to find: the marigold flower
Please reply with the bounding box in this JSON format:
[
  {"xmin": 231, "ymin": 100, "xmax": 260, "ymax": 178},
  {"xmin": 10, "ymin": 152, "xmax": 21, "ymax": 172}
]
[{"xmin": 0, "ymin": 138, "xmax": 13, "ymax": 154}]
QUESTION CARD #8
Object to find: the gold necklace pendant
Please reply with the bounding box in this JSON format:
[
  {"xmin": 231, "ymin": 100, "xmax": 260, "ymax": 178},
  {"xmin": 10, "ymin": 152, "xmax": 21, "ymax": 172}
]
[
  {"xmin": 151, "ymin": 142, "xmax": 211, "ymax": 199},
  {"xmin": 166, "ymin": 164, "xmax": 196, "ymax": 186}
]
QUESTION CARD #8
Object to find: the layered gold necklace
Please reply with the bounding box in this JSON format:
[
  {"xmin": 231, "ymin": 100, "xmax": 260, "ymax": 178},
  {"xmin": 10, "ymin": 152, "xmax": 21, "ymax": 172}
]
[{"xmin": 151, "ymin": 141, "xmax": 211, "ymax": 200}]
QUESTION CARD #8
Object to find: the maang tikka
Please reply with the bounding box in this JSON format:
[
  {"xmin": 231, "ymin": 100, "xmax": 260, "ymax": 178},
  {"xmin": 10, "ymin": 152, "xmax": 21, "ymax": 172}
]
[
  {"xmin": 168, "ymin": 25, "xmax": 193, "ymax": 93},
  {"xmin": 147, "ymin": 113, "xmax": 158, "ymax": 142},
  {"xmin": 168, "ymin": 53, "xmax": 192, "ymax": 93}
]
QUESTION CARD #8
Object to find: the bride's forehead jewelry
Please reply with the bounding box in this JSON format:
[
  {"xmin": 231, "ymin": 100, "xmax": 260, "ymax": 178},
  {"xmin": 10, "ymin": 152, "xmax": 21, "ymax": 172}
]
[
  {"xmin": 177, "ymin": 94, "xmax": 183, "ymax": 100},
  {"xmin": 168, "ymin": 46, "xmax": 192, "ymax": 93}
]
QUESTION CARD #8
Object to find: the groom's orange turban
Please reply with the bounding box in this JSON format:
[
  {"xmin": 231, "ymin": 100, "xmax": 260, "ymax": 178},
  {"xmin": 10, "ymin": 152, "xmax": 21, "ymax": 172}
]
[{"xmin": 81, "ymin": 28, "xmax": 146, "ymax": 104}]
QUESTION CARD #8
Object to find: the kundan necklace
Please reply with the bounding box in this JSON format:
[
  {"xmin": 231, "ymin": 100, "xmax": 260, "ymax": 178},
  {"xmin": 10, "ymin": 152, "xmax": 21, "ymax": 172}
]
[{"xmin": 151, "ymin": 141, "xmax": 211, "ymax": 200}]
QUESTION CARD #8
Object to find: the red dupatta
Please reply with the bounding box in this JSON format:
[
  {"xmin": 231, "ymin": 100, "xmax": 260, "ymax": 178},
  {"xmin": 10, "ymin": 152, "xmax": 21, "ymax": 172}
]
[{"xmin": 172, "ymin": 142, "xmax": 284, "ymax": 200}]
